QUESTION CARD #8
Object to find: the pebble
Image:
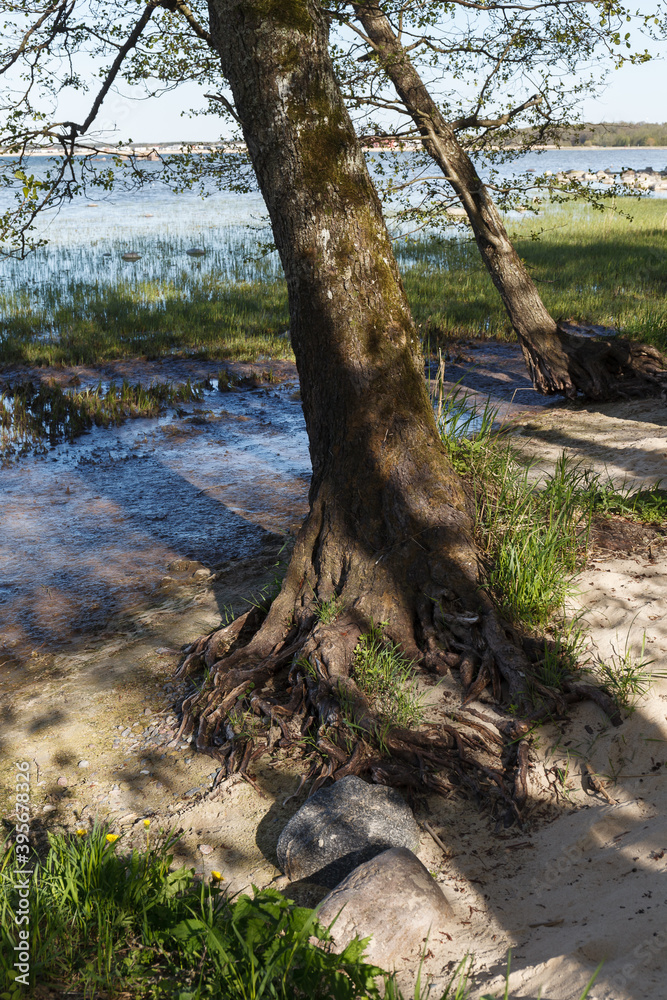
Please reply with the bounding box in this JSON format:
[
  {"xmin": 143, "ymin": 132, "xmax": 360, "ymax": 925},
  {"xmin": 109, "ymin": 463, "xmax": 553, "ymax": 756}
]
[
  {"xmin": 122, "ymin": 728, "xmax": 132, "ymax": 737},
  {"xmin": 198, "ymin": 844, "xmax": 214, "ymax": 855},
  {"xmin": 57, "ymin": 776, "xmax": 68, "ymax": 787},
  {"xmin": 78, "ymin": 760, "xmax": 90, "ymax": 768},
  {"xmin": 43, "ymin": 804, "xmax": 56, "ymax": 813}
]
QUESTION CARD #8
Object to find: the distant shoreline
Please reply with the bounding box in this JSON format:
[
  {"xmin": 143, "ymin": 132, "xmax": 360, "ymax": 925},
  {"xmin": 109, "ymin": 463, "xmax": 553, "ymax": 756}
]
[{"xmin": 1, "ymin": 144, "xmax": 667, "ymax": 157}]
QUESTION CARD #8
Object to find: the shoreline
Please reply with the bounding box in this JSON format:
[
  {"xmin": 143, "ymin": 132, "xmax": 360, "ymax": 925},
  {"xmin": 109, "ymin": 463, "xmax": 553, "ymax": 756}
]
[{"xmin": 2, "ymin": 145, "xmax": 667, "ymax": 157}]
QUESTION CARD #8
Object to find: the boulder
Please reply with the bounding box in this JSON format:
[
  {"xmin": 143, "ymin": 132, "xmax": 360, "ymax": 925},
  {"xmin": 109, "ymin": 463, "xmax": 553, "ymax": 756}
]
[
  {"xmin": 276, "ymin": 775, "xmax": 420, "ymax": 887},
  {"xmin": 316, "ymin": 847, "xmax": 453, "ymax": 970}
]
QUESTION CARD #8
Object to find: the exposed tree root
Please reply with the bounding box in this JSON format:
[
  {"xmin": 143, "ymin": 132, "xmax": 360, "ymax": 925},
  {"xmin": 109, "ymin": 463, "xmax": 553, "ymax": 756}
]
[
  {"xmin": 520, "ymin": 324, "xmax": 667, "ymax": 401},
  {"xmin": 172, "ymin": 520, "xmax": 621, "ymax": 826}
]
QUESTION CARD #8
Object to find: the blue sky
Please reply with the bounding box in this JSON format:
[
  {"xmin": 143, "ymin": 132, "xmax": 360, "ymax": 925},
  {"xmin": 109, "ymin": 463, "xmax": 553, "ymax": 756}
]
[
  {"xmin": 89, "ymin": 49, "xmax": 665, "ymax": 144},
  {"xmin": 89, "ymin": 57, "xmax": 664, "ymax": 144}
]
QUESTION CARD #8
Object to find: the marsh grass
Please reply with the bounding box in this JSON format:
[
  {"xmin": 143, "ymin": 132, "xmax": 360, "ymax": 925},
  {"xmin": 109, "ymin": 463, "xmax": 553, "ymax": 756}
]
[
  {"xmin": 0, "ymin": 377, "xmax": 203, "ymax": 459},
  {"xmin": 1, "ymin": 199, "xmax": 664, "ymax": 368}
]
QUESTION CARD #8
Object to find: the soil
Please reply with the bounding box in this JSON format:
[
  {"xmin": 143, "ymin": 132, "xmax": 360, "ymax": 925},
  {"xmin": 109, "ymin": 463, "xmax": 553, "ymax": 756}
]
[{"xmin": 2, "ymin": 342, "xmax": 667, "ymax": 999}]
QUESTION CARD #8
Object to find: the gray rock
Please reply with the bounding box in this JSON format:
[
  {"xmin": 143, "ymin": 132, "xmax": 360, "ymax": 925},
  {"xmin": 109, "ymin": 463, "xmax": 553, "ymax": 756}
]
[
  {"xmin": 276, "ymin": 775, "xmax": 420, "ymax": 887},
  {"xmin": 316, "ymin": 847, "xmax": 453, "ymax": 970}
]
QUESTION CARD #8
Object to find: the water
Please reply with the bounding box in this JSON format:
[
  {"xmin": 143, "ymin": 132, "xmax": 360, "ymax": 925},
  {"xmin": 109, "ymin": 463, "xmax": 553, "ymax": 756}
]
[
  {"xmin": 0, "ymin": 376, "xmax": 311, "ymax": 656},
  {"xmin": 1, "ymin": 148, "xmax": 665, "ymax": 307}
]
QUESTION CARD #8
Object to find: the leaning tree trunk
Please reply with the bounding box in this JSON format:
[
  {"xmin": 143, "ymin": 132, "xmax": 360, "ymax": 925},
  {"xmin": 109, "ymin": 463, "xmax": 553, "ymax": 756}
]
[
  {"xmin": 354, "ymin": 2, "xmax": 667, "ymax": 400},
  {"xmin": 176, "ymin": 0, "xmax": 618, "ymax": 817}
]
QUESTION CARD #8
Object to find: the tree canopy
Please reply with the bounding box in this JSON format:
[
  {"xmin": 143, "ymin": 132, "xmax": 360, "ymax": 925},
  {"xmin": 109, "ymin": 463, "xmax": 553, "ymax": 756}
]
[{"xmin": 1, "ymin": 0, "xmax": 664, "ymax": 254}]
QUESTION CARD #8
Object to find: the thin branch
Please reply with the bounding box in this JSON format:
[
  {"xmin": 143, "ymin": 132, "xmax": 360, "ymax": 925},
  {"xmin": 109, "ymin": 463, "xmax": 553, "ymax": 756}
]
[
  {"xmin": 60, "ymin": 1, "xmax": 159, "ymax": 139},
  {"xmin": 0, "ymin": 1, "xmax": 68, "ymax": 76},
  {"xmin": 164, "ymin": 0, "xmax": 213, "ymax": 46},
  {"xmin": 204, "ymin": 91, "xmax": 240, "ymax": 122},
  {"xmin": 452, "ymin": 93, "xmax": 544, "ymax": 131}
]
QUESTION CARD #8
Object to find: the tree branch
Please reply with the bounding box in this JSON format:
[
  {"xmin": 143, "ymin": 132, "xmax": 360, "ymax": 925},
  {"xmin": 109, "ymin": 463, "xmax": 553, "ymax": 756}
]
[
  {"xmin": 60, "ymin": 1, "xmax": 159, "ymax": 140},
  {"xmin": 452, "ymin": 93, "xmax": 544, "ymax": 131},
  {"xmin": 204, "ymin": 91, "xmax": 240, "ymax": 122}
]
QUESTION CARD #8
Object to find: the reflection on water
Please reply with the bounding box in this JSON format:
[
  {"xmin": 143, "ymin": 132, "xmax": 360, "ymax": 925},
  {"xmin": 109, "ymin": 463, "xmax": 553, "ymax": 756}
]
[{"xmin": 0, "ymin": 379, "xmax": 310, "ymax": 656}]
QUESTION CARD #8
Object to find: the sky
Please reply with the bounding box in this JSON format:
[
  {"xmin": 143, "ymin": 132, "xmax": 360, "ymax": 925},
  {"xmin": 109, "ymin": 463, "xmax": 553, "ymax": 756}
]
[
  {"xmin": 86, "ymin": 54, "xmax": 665, "ymax": 145},
  {"xmin": 13, "ymin": 1, "xmax": 666, "ymax": 146},
  {"xmin": 88, "ymin": 50, "xmax": 666, "ymax": 145}
]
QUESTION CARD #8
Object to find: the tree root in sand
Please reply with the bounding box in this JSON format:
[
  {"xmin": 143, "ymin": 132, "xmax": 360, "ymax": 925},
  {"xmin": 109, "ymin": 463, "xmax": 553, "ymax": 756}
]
[
  {"xmin": 521, "ymin": 324, "xmax": 667, "ymax": 401},
  {"xmin": 172, "ymin": 579, "xmax": 620, "ymax": 827}
]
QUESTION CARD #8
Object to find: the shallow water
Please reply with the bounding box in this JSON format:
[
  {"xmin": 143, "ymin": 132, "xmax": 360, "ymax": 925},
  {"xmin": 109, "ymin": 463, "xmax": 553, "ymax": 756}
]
[
  {"xmin": 2, "ymin": 149, "xmax": 665, "ymax": 321},
  {"xmin": 0, "ymin": 378, "xmax": 310, "ymax": 656}
]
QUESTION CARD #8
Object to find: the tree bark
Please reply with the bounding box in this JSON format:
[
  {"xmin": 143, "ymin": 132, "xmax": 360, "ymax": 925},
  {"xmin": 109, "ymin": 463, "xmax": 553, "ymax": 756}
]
[
  {"xmin": 353, "ymin": 2, "xmax": 667, "ymax": 401},
  {"xmin": 178, "ymin": 0, "xmax": 616, "ymax": 812},
  {"xmin": 206, "ymin": 0, "xmax": 483, "ymax": 654}
]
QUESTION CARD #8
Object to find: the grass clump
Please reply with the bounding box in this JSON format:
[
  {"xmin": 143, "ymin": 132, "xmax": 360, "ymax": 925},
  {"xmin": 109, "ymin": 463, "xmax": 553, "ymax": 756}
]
[
  {"xmin": 435, "ymin": 380, "xmax": 588, "ymax": 630},
  {"xmin": 315, "ymin": 594, "xmax": 345, "ymax": 625},
  {"xmin": 0, "ymin": 823, "xmax": 389, "ymax": 999},
  {"xmin": 0, "ymin": 377, "xmax": 202, "ymax": 459},
  {"xmin": 351, "ymin": 623, "xmax": 423, "ymax": 729},
  {"xmin": 586, "ymin": 481, "xmax": 667, "ymax": 523},
  {"xmin": 594, "ymin": 629, "xmax": 661, "ymax": 713},
  {"xmin": 2, "ymin": 823, "xmax": 601, "ymax": 1000}
]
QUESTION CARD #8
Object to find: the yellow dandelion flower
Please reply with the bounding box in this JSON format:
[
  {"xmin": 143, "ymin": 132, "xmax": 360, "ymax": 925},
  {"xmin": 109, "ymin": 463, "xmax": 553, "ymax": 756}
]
[
  {"xmin": 143, "ymin": 819, "xmax": 150, "ymax": 828},
  {"xmin": 76, "ymin": 829, "xmax": 87, "ymax": 837},
  {"xmin": 211, "ymin": 870, "xmax": 224, "ymax": 882},
  {"xmin": 105, "ymin": 833, "xmax": 119, "ymax": 844}
]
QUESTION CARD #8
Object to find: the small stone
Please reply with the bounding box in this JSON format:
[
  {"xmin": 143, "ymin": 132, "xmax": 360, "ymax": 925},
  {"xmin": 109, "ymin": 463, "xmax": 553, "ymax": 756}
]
[
  {"xmin": 276, "ymin": 775, "xmax": 420, "ymax": 887},
  {"xmin": 198, "ymin": 844, "xmax": 213, "ymax": 855},
  {"xmin": 184, "ymin": 787, "xmax": 201, "ymax": 798},
  {"xmin": 57, "ymin": 776, "xmax": 68, "ymax": 787},
  {"xmin": 139, "ymin": 769, "xmax": 151, "ymax": 775},
  {"xmin": 186, "ymin": 248, "xmax": 206, "ymax": 257},
  {"xmin": 121, "ymin": 728, "xmax": 132, "ymax": 737},
  {"xmin": 121, "ymin": 251, "xmax": 141, "ymax": 262},
  {"xmin": 316, "ymin": 847, "xmax": 453, "ymax": 970},
  {"xmin": 43, "ymin": 804, "xmax": 56, "ymax": 813},
  {"xmin": 193, "ymin": 568, "xmax": 212, "ymax": 580},
  {"xmin": 143, "ymin": 708, "xmax": 152, "ymax": 716},
  {"xmin": 78, "ymin": 760, "xmax": 90, "ymax": 768}
]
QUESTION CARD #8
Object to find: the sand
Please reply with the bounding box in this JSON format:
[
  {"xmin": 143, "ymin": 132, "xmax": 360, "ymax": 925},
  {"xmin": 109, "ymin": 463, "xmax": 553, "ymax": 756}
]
[{"xmin": 2, "ymin": 356, "xmax": 666, "ymax": 999}]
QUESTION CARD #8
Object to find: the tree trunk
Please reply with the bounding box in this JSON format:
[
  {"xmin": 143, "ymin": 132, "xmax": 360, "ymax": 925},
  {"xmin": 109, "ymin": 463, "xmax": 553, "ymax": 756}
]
[
  {"xmin": 354, "ymin": 3, "xmax": 667, "ymax": 401},
  {"xmin": 177, "ymin": 0, "xmax": 616, "ymax": 813}
]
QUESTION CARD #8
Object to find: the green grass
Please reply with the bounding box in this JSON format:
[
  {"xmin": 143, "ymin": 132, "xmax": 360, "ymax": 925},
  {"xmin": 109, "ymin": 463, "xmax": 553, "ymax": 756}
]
[
  {"xmin": 0, "ymin": 198, "xmax": 664, "ymax": 368},
  {"xmin": 0, "ymin": 823, "xmax": 389, "ymax": 1000},
  {"xmin": 0, "ymin": 824, "xmax": 599, "ymax": 1000},
  {"xmin": 0, "ymin": 277, "xmax": 291, "ymax": 367},
  {"xmin": 351, "ymin": 623, "xmax": 424, "ymax": 729},
  {"xmin": 436, "ymin": 378, "xmax": 667, "ymax": 635},
  {"xmin": 401, "ymin": 197, "xmax": 667, "ymax": 351},
  {"xmin": 436, "ymin": 380, "xmax": 587, "ymax": 630},
  {"xmin": 594, "ymin": 629, "xmax": 662, "ymax": 713}
]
